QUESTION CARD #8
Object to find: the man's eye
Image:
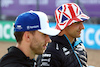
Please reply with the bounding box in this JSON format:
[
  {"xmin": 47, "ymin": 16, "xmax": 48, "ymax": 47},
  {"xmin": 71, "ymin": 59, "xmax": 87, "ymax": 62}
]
[
  {"xmin": 77, "ymin": 22, "xmax": 80, "ymax": 24},
  {"xmin": 75, "ymin": 21, "xmax": 82, "ymax": 24},
  {"xmin": 43, "ymin": 34, "xmax": 47, "ymax": 36}
]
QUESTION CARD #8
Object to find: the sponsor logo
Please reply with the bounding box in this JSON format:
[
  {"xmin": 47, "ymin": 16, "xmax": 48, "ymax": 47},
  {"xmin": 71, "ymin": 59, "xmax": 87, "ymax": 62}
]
[
  {"xmin": 62, "ymin": 47, "xmax": 70, "ymax": 55},
  {"xmin": 16, "ymin": 25, "xmax": 22, "ymax": 30},
  {"xmin": 27, "ymin": 25, "xmax": 39, "ymax": 30}
]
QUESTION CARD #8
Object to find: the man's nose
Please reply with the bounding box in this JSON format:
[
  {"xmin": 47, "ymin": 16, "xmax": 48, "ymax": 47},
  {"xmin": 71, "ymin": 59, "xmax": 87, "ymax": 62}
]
[
  {"xmin": 46, "ymin": 35, "xmax": 52, "ymax": 43},
  {"xmin": 80, "ymin": 22, "xmax": 85, "ymax": 30}
]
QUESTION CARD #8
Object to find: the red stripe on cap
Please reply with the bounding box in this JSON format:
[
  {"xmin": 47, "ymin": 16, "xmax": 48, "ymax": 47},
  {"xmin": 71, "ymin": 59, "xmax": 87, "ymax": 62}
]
[
  {"xmin": 74, "ymin": 3, "xmax": 79, "ymax": 14},
  {"xmin": 64, "ymin": 5, "xmax": 66, "ymax": 12},
  {"xmin": 63, "ymin": 5, "xmax": 70, "ymax": 18},
  {"xmin": 55, "ymin": 24, "xmax": 61, "ymax": 30},
  {"xmin": 68, "ymin": 4, "xmax": 76, "ymax": 18},
  {"xmin": 58, "ymin": 10, "xmax": 61, "ymax": 20},
  {"xmin": 55, "ymin": 11, "xmax": 59, "ymax": 24}
]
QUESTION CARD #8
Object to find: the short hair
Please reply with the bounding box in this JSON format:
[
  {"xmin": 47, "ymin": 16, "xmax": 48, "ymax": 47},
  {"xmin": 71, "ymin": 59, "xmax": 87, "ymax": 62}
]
[
  {"xmin": 14, "ymin": 31, "xmax": 35, "ymax": 44},
  {"xmin": 14, "ymin": 31, "xmax": 25, "ymax": 44}
]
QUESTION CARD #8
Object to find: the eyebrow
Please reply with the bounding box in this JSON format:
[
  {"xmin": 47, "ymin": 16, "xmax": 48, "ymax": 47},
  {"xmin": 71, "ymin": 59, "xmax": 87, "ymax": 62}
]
[{"xmin": 43, "ymin": 33, "xmax": 47, "ymax": 35}]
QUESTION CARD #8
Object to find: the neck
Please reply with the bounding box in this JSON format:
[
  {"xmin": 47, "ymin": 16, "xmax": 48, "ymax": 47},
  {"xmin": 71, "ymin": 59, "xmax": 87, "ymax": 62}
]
[
  {"xmin": 16, "ymin": 42, "xmax": 35, "ymax": 59},
  {"xmin": 59, "ymin": 31, "xmax": 74, "ymax": 44},
  {"xmin": 66, "ymin": 35, "xmax": 74, "ymax": 44}
]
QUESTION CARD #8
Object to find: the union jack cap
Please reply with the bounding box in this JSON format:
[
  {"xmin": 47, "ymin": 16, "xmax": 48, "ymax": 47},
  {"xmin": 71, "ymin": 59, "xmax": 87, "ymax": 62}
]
[{"xmin": 55, "ymin": 3, "xmax": 90, "ymax": 30}]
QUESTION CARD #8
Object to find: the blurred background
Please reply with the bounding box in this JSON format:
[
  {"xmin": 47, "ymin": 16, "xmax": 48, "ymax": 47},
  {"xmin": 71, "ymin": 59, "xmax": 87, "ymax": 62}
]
[{"xmin": 0, "ymin": 0, "xmax": 100, "ymax": 67}]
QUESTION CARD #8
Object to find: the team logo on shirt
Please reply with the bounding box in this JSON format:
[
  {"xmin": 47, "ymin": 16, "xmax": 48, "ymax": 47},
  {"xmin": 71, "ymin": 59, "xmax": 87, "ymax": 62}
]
[{"xmin": 62, "ymin": 47, "xmax": 70, "ymax": 55}]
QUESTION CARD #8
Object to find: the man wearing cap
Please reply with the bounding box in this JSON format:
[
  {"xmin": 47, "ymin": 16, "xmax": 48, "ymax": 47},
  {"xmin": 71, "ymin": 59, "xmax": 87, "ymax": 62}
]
[
  {"xmin": 0, "ymin": 10, "xmax": 60, "ymax": 67},
  {"xmin": 36, "ymin": 3, "xmax": 90, "ymax": 67}
]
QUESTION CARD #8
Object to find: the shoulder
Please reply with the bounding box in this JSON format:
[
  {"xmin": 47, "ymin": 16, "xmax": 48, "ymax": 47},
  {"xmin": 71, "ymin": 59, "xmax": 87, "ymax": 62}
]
[
  {"xmin": 74, "ymin": 39, "xmax": 86, "ymax": 50},
  {"xmin": 46, "ymin": 42, "xmax": 64, "ymax": 56},
  {"xmin": 74, "ymin": 41, "xmax": 86, "ymax": 51},
  {"xmin": 37, "ymin": 42, "xmax": 65, "ymax": 60}
]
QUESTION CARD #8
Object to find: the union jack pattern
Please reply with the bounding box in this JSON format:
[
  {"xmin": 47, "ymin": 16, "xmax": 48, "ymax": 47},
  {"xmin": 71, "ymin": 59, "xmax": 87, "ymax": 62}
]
[{"xmin": 55, "ymin": 3, "xmax": 90, "ymax": 30}]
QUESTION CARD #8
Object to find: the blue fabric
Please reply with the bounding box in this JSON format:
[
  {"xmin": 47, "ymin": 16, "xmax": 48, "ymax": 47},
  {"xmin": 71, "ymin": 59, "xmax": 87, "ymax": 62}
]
[
  {"xmin": 14, "ymin": 11, "xmax": 41, "ymax": 32},
  {"xmin": 74, "ymin": 39, "xmax": 82, "ymax": 48}
]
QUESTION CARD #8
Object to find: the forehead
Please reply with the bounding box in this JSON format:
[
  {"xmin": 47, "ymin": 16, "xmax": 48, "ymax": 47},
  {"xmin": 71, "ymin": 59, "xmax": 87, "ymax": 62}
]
[
  {"xmin": 35, "ymin": 30, "xmax": 47, "ymax": 35},
  {"xmin": 75, "ymin": 21, "xmax": 84, "ymax": 23},
  {"xmin": 67, "ymin": 21, "xmax": 84, "ymax": 27},
  {"xmin": 70, "ymin": 21, "xmax": 84, "ymax": 25}
]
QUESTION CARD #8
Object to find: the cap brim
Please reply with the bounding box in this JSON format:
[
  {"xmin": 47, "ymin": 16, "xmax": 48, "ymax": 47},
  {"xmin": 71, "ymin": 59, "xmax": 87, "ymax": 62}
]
[
  {"xmin": 38, "ymin": 28, "xmax": 60, "ymax": 36},
  {"xmin": 77, "ymin": 13, "xmax": 90, "ymax": 21}
]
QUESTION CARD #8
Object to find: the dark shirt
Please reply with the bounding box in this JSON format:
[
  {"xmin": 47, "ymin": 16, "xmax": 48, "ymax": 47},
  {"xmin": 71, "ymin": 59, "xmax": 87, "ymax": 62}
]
[
  {"xmin": 0, "ymin": 46, "xmax": 35, "ymax": 67},
  {"xmin": 36, "ymin": 35, "xmax": 88, "ymax": 67}
]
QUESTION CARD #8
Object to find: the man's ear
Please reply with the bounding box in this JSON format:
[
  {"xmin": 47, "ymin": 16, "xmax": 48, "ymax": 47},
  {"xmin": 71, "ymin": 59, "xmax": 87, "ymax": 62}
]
[{"xmin": 23, "ymin": 32, "xmax": 30, "ymax": 42}]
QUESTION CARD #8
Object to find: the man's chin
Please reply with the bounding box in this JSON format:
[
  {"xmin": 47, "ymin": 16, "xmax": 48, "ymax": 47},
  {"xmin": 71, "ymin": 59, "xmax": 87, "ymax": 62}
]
[
  {"xmin": 36, "ymin": 50, "xmax": 45, "ymax": 55},
  {"xmin": 76, "ymin": 35, "xmax": 81, "ymax": 38}
]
